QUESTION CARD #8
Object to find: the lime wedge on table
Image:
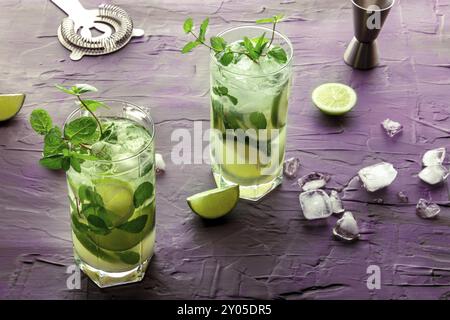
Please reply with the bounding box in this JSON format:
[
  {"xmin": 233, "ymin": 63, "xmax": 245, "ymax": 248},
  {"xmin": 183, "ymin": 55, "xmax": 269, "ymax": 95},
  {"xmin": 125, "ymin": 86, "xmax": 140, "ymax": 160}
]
[
  {"xmin": 187, "ymin": 185, "xmax": 239, "ymax": 219},
  {"xmin": 0, "ymin": 94, "xmax": 25, "ymax": 121},
  {"xmin": 312, "ymin": 83, "xmax": 357, "ymax": 116},
  {"xmin": 94, "ymin": 178, "xmax": 135, "ymax": 226}
]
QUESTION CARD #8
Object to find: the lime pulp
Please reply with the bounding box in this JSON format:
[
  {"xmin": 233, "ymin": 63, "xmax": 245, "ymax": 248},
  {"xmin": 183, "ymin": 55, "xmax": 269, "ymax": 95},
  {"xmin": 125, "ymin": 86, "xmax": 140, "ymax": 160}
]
[
  {"xmin": 312, "ymin": 83, "xmax": 357, "ymax": 116},
  {"xmin": 187, "ymin": 185, "xmax": 239, "ymax": 219}
]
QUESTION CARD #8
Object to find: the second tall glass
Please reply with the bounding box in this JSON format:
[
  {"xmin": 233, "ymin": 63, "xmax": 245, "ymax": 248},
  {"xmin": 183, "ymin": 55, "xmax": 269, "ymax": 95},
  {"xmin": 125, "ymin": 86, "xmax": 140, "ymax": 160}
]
[{"xmin": 209, "ymin": 26, "xmax": 293, "ymax": 201}]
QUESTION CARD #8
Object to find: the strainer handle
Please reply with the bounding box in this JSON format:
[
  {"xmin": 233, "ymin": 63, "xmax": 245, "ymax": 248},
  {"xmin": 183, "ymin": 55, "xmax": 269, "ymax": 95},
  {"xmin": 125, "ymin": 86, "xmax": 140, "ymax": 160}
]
[{"xmin": 51, "ymin": 0, "xmax": 86, "ymax": 18}]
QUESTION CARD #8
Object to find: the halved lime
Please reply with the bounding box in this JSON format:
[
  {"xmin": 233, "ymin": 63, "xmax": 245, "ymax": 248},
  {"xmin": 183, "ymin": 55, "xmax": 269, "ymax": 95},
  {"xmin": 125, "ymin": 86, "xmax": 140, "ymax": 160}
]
[
  {"xmin": 187, "ymin": 185, "xmax": 239, "ymax": 219},
  {"xmin": 0, "ymin": 94, "xmax": 25, "ymax": 121},
  {"xmin": 312, "ymin": 83, "xmax": 357, "ymax": 116},
  {"xmin": 94, "ymin": 178, "xmax": 135, "ymax": 226}
]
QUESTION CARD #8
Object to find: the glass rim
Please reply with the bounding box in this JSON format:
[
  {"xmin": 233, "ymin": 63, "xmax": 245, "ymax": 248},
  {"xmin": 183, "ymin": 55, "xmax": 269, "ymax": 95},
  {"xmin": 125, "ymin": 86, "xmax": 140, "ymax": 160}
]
[
  {"xmin": 63, "ymin": 99, "xmax": 155, "ymax": 164},
  {"xmin": 210, "ymin": 25, "xmax": 294, "ymax": 78},
  {"xmin": 352, "ymin": 0, "xmax": 395, "ymax": 12}
]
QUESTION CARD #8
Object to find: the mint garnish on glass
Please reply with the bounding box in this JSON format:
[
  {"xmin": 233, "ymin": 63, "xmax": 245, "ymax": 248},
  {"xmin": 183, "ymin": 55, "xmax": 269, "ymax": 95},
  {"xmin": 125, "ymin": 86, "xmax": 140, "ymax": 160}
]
[
  {"xmin": 29, "ymin": 84, "xmax": 108, "ymax": 172},
  {"xmin": 181, "ymin": 14, "xmax": 287, "ymax": 65}
]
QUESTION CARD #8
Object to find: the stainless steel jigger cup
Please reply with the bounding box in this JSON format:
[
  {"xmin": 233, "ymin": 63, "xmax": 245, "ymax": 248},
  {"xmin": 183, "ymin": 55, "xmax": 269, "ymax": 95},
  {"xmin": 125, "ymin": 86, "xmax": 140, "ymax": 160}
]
[{"xmin": 344, "ymin": 0, "xmax": 395, "ymax": 70}]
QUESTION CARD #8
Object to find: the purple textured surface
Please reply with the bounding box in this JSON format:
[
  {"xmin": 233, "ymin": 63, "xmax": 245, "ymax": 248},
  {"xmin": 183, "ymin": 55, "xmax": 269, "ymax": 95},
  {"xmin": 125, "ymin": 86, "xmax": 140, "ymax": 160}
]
[{"xmin": 0, "ymin": 0, "xmax": 450, "ymax": 299}]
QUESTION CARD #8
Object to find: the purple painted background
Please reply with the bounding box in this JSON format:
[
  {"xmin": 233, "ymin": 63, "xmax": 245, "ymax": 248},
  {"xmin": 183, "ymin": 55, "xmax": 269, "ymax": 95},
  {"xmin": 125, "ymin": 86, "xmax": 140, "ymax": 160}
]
[{"xmin": 0, "ymin": 0, "xmax": 449, "ymax": 299}]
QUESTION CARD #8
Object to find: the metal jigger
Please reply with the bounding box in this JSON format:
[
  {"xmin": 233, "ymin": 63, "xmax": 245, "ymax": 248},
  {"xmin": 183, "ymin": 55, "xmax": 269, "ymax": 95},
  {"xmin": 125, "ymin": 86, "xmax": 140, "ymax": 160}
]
[{"xmin": 344, "ymin": 0, "xmax": 395, "ymax": 70}]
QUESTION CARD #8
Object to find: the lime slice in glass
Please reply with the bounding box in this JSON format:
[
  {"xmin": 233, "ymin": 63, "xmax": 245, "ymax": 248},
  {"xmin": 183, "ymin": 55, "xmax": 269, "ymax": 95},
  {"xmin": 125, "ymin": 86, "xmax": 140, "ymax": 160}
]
[
  {"xmin": 94, "ymin": 178, "xmax": 135, "ymax": 226},
  {"xmin": 187, "ymin": 185, "xmax": 239, "ymax": 219},
  {"xmin": 89, "ymin": 201, "xmax": 155, "ymax": 252},
  {"xmin": 218, "ymin": 140, "xmax": 273, "ymax": 185},
  {"xmin": 0, "ymin": 94, "xmax": 25, "ymax": 121},
  {"xmin": 312, "ymin": 83, "xmax": 357, "ymax": 116}
]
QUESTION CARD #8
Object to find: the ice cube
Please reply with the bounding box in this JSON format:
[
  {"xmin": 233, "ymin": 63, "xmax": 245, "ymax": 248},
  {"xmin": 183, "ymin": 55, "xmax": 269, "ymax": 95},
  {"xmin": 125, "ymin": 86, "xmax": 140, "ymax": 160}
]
[
  {"xmin": 358, "ymin": 162, "xmax": 398, "ymax": 192},
  {"xmin": 283, "ymin": 157, "xmax": 300, "ymax": 179},
  {"xmin": 297, "ymin": 172, "xmax": 330, "ymax": 191},
  {"xmin": 397, "ymin": 191, "xmax": 409, "ymax": 203},
  {"xmin": 333, "ymin": 211, "xmax": 360, "ymax": 242},
  {"xmin": 299, "ymin": 189, "xmax": 333, "ymax": 220},
  {"xmin": 418, "ymin": 165, "xmax": 449, "ymax": 185},
  {"xmin": 381, "ymin": 118, "xmax": 403, "ymax": 137},
  {"xmin": 155, "ymin": 153, "xmax": 166, "ymax": 174},
  {"xmin": 91, "ymin": 141, "xmax": 120, "ymax": 160},
  {"xmin": 416, "ymin": 199, "xmax": 440, "ymax": 219},
  {"xmin": 422, "ymin": 148, "xmax": 446, "ymax": 167},
  {"xmin": 330, "ymin": 190, "xmax": 345, "ymax": 214}
]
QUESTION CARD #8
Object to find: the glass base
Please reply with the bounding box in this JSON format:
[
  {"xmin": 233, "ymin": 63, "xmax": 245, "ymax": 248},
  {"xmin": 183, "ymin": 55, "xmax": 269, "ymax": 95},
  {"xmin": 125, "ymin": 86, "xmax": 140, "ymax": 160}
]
[
  {"xmin": 212, "ymin": 168, "xmax": 283, "ymax": 201},
  {"xmin": 74, "ymin": 253, "xmax": 152, "ymax": 288}
]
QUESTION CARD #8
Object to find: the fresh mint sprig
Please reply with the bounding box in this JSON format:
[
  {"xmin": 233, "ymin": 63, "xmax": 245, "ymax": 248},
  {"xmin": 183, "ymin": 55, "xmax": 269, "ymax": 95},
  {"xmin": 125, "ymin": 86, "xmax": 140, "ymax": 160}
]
[
  {"xmin": 55, "ymin": 84, "xmax": 106, "ymax": 136},
  {"xmin": 181, "ymin": 14, "xmax": 288, "ymax": 65},
  {"xmin": 29, "ymin": 84, "xmax": 109, "ymax": 172}
]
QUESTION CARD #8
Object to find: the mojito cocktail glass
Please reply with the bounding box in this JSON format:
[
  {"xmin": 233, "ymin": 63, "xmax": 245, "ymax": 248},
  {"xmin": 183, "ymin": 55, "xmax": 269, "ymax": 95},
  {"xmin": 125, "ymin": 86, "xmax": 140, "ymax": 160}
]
[
  {"xmin": 64, "ymin": 100, "xmax": 155, "ymax": 287},
  {"xmin": 210, "ymin": 26, "xmax": 293, "ymax": 201}
]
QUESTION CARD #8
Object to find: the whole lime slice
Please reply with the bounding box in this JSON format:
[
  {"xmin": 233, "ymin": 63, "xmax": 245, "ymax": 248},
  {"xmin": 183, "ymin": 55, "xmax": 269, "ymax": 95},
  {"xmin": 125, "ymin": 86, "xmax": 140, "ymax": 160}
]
[
  {"xmin": 0, "ymin": 94, "xmax": 26, "ymax": 121},
  {"xmin": 187, "ymin": 185, "xmax": 239, "ymax": 219},
  {"xmin": 94, "ymin": 178, "xmax": 135, "ymax": 226},
  {"xmin": 312, "ymin": 83, "xmax": 357, "ymax": 116}
]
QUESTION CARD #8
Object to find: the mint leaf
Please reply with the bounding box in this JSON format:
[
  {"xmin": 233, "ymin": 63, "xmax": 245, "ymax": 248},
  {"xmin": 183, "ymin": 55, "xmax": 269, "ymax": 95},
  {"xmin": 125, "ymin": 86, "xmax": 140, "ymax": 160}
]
[
  {"xmin": 140, "ymin": 161, "xmax": 153, "ymax": 177},
  {"xmin": 71, "ymin": 214, "xmax": 89, "ymax": 234},
  {"xmin": 274, "ymin": 14, "xmax": 285, "ymax": 22},
  {"xmin": 210, "ymin": 36, "xmax": 227, "ymax": 52},
  {"xmin": 213, "ymin": 86, "xmax": 228, "ymax": 96},
  {"xmin": 254, "ymin": 33, "xmax": 268, "ymax": 54},
  {"xmin": 117, "ymin": 215, "xmax": 148, "ymax": 233},
  {"xmin": 69, "ymin": 196, "xmax": 78, "ymax": 215},
  {"xmin": 30, "ymin": 109, "xmax": 52, "ymax": 135},
  {"xmin": 77, "ymin": 99, "xmax": 108, "ymax": 112},
  {"xmin": 220, "ymin": 51, "xmax": 234, "ymax": 66},
  {"xmin": 243, "ymin": 37, "xmax": 259, "ymax": 61},
  {"xmin": 55, "ymin": 84, "xmax": 76, "ymax": 95},
  {"xmin": 256, "ymin": 14, "xmax": 284, "ymax": 24},
  {"xmin": 116, "ymin": 251, "xmax": 140, "ymax": 265},
  {"xmin": 199, "ymin": 18, "xmax": 209, "ymax": 42},
  {"xmin": 43, "ymin": 127, "xmax": 66, "ymax": 156},
  {"xmin": 256, "ymin": 17, "xmax": 275, "ymax": 24},
  {"xmin": 70, "ymin": 156, "xmax": 81, "ymax": 173},
  {"xmin": 64, "ymin": 116, "xmax": 98, "ymax": 144},
  {"xmin": 227, "ymin": 94, "xmax": 238, "ymax": 105},
  {"xmin": 268, "ymin": 46, "xmax": 287, "ymax": 64},
  {"xmin": 79, "ymin": 186, "xmax": 104, "ymax": 206},
  {"xmin": 39, "ymin": 154, "xmax": 64, "ymax": 170},
  {"xmin": 87, "ymin": 214, "xmax": 108, "ymax": 230},
  {"xmin": 249, "ymin": 112, "xmax": 267, "ymax": 129},
  {"xmin": 183, "ymin": 18, "xmax": 193, "ymax": 34},
  {"xmin": 70, "ymin": 152, "xmax": 97, "ymax": 161},
  {"xmin": 73, "ymin": 84, "xmax": 98, "ymax": 95},
  {"xmin": 182, "ymin": 41, "xmax": 199, "ymax": 53},
  {"xmin": 223, "ymin": 111, "xmax": 241, "ymax": 130},
  {"xmin": 61, "ymin": 156, "xmax": 71, "ymax": 171},
  {"xmin": 133, "ymin": 182, "xmax": 154, "ymax": 208}
]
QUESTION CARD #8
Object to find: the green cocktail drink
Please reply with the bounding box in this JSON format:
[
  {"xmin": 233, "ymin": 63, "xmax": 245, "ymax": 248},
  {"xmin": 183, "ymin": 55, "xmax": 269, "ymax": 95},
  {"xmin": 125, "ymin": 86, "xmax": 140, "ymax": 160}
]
[
  {"xmin": 209, "ymin": 26, "xmax": 293, "ymax": 200},
  {"xmin": 65, "ymin": 100, "xmax": 155, "ymax": 287}
]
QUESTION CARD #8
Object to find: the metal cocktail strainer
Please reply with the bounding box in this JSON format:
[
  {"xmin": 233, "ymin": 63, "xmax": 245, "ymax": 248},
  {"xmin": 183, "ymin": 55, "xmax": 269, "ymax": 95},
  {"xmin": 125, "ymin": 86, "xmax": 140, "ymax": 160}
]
[{"xmin": 52, "ymin": 0, "xmax": 144, "ymax": 60}]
